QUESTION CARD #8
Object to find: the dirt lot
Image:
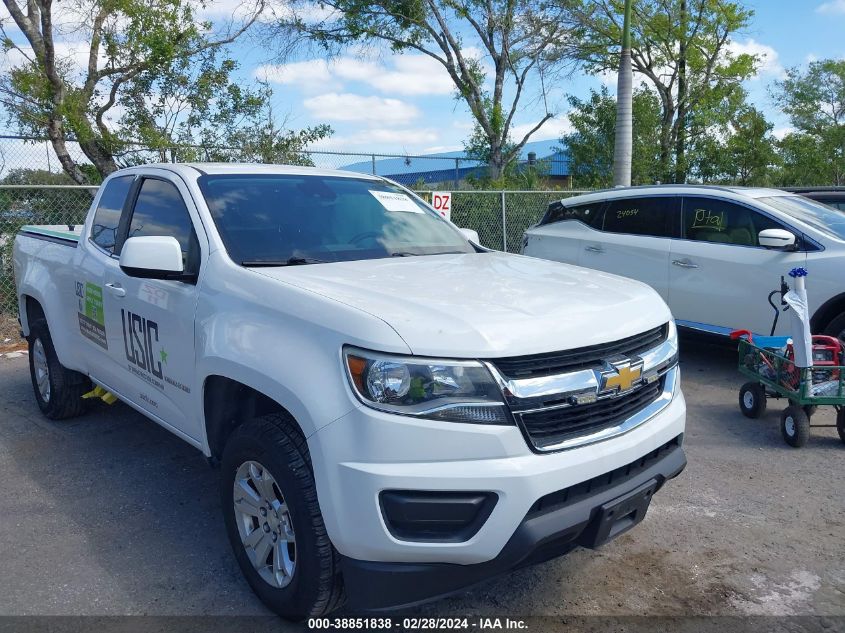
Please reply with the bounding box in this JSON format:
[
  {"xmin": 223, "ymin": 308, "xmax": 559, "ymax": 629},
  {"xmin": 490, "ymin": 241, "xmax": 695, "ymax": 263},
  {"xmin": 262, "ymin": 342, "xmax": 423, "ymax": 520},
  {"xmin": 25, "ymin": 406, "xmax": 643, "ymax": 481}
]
[{"xmin": 0, "ymin": 335, "xmax": 842, "ymax": 623}]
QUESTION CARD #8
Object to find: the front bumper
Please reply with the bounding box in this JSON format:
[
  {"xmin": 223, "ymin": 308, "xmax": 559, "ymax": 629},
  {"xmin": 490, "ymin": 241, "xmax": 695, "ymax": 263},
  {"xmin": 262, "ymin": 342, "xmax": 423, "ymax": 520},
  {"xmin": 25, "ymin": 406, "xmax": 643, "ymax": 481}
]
[
  {"xmin": 309, "ymin": 374, "xmax": 686, "ymax": 566},
  {"xmin": 340, "ymin": 437, "xmax": 686, "ymax": 610}
]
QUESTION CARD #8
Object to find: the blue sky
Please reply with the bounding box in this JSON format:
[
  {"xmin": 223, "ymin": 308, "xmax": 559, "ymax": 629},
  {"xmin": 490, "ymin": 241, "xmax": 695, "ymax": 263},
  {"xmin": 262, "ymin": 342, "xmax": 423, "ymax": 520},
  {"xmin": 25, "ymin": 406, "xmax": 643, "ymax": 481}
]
[
  {"xmin": 224, "ymin": 0, "xmax": 845, "ymax": 155},
  {"xmin": 2, "ymin": 0, "xmax": 844, "ymax": 157}
]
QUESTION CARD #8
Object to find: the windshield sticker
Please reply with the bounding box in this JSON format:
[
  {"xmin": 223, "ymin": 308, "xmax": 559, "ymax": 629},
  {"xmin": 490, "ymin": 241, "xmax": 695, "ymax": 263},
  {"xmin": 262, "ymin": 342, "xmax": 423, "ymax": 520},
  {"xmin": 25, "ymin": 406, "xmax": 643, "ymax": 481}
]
[
  {"xmin": 76, "ymin": 281, "xmax": 108, "ymax": 349},
  {"xmin": 369, "ymin": 190, "xmax": 423, "ymax": 213}
]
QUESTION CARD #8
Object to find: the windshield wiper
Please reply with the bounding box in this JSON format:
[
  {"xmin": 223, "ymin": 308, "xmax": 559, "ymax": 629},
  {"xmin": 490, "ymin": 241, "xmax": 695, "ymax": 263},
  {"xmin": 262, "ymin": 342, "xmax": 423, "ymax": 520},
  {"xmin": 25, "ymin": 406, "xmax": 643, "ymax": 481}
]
[
  {"xmin": 390, "ymin": 251, "xmax": 420, "ymax": 257},
  {"xmin": 390, "ymin": 250, "xmax": 467, "ymax": 258},
  {"xmin": 242, "ymin": 256, "xmax": 327, "ymax": 267}
]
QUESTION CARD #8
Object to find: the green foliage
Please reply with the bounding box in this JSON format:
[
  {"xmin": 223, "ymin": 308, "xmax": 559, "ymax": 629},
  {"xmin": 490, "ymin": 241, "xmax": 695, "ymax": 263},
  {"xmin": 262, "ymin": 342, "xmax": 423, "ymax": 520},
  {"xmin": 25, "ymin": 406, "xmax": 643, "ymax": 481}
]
[
  {"xmin": 572, "ymin": 0, "xmax": 757, "ymax": 182},
  {"xmin": 773, "ymin": 59, "xmax": 845, "ymax": 185},
  {"xmin": 292, "ymin": 0, "xmax": 575, "ymax": 177},
  {"xmin": 563, "ymin": 86, "xmax": 663, "ymax": 188}
]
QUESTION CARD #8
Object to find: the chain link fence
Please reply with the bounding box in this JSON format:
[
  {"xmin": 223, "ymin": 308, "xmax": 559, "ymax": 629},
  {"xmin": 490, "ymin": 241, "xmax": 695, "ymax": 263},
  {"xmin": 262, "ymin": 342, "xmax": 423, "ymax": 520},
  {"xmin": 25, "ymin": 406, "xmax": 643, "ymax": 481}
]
[{"xmin": 0, "ymin": 134, "xmax": 569, "ymax": 189}]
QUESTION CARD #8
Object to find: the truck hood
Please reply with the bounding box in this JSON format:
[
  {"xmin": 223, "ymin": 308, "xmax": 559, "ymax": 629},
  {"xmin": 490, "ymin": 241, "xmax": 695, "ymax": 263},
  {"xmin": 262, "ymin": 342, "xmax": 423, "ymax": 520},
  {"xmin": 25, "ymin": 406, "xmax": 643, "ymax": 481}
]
[{"xmin": 251, "ymin": 252, "xmax": 671, "ymax": 358}]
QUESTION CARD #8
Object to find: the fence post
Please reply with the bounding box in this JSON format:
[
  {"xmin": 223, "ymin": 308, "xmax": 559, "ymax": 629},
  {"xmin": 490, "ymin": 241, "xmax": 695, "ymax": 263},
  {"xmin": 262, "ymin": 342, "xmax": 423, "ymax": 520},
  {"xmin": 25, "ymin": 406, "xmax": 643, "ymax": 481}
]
[
  {"xmin": 372, "ymin": 154, "xmax": 376, "ymax": 175},
  {"xmin": 501, "ymin": 190, "xmax": 507, "ymax": 252},
  {"xmin": 454, "ymin": 158, "xmax": 459, "ymax": 189}
]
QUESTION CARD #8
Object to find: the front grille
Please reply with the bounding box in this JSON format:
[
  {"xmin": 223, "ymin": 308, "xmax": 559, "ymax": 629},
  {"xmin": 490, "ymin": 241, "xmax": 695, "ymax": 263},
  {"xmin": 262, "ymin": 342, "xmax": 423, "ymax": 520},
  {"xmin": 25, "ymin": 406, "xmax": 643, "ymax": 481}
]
[
  {"xmin": 491, "ymin": 324, "xmax": 668, "ymax": 380},
  {"xmin": 518, "ymin": 377, "xmax": 664, "ymax": 450}
]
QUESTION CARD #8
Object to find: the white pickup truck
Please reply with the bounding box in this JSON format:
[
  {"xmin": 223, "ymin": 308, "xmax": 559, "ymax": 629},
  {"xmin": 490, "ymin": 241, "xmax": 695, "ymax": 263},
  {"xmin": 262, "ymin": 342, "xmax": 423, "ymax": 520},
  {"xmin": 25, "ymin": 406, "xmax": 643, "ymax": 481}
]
[{"xmin": 13, "ymin": 164, "xmax": 686, "ymax": 619}]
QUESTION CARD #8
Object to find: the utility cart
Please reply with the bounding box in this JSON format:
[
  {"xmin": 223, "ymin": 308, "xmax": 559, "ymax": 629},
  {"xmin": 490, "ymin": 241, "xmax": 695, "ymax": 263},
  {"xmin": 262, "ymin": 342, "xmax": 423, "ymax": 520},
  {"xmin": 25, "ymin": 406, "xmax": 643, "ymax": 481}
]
[{"xmin": 736, "ymin": 335, "xmax": 845, "ymax": 447}]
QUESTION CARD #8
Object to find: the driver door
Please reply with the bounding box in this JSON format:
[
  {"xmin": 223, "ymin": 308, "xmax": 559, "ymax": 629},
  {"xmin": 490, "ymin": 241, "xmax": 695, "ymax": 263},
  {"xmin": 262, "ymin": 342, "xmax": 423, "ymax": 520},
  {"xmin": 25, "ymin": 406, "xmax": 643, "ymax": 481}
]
[{"xmin": 100, "ymin": 174, "xmax": 206, "ymax": 443}]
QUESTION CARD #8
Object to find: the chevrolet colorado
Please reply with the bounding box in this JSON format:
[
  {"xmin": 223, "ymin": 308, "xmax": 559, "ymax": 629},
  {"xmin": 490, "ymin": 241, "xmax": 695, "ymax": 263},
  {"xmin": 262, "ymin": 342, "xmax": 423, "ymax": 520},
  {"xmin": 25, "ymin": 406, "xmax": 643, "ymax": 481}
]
[{"xmin": 13, "ymin": 164, "xmax": 686, "ymax": 619}]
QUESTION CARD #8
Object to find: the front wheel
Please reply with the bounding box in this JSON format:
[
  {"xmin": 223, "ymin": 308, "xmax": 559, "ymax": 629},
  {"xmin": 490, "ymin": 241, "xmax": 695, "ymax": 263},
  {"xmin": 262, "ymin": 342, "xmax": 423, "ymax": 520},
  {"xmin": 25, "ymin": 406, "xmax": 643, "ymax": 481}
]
[
  {"xmin": 27, "ymin": 318, "xmax": 91, "ymax": 419},
  {"xmin": 220, "ymin": 413, "xmax": 345, "ymax": 620},
  {"xmin": 739, "ymin": 382, "xmax": 766, "ymax": 419},
  {"xmin": 780, "ymin": 405, "xmax": 810, "ymax": 448}
]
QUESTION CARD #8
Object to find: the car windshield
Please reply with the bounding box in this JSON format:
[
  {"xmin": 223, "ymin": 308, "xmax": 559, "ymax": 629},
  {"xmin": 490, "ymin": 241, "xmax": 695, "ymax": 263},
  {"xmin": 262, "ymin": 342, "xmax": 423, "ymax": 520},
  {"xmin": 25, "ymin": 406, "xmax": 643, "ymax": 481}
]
[
  {"xmin": 758, "ymin": 195, "xmax": 845, "ymax": 241},
  {"xmin": 197, "ymin": 174, "xmax": 474, "ymax": 265}
]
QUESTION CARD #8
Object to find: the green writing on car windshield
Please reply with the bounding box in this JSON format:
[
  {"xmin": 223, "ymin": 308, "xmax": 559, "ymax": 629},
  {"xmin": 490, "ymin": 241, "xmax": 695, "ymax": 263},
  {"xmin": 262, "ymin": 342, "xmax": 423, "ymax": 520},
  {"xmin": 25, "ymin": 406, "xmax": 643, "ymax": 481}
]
[{"xmin": 84, "ymin": 282, "xmax": 104, "ymax": 326}]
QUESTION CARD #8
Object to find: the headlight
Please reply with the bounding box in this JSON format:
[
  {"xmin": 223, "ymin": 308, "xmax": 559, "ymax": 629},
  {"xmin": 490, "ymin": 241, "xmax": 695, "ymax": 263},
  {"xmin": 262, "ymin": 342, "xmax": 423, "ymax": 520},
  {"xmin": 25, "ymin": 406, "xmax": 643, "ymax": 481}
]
[{"xmin": 344, "ymin": 347, "xmax": 511, "ymax": 424}]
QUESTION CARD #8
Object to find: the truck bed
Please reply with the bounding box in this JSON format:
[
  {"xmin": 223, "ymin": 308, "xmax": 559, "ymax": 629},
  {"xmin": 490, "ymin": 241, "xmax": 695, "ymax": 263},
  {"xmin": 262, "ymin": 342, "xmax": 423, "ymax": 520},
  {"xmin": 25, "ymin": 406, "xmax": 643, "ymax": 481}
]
[{"xmin": 18, "ymin": 225, "xmax": 82, "ymax": 246}]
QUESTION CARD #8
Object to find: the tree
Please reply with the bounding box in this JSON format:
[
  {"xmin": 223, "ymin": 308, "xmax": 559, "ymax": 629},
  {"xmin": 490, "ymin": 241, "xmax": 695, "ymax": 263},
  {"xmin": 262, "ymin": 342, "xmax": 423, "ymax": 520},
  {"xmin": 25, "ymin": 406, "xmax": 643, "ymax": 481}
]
[
  {"xmin": 562, "ymin": 86, "xmax": 662, "ymax": 188},
  {"xmin": 774, "ymin": 133, "xmax": 828, "ymax": 187},
  {"xmin": 571, "ymin": 0, "xmax": 758, "ymax": 182},
  {"xmin": 0, "ymin": 0, "xmax": 263, "ymax": 183},
  {"xmin": 612, "ymin": 0, "xmax": 633, "ymax": 186},
  {"xmin": 773, "ymin": 59, "xmax": 845, "ymax": 185},
  {"xmin": 287, "ymin": 0, "xmax": 578, "ymax": 179}
]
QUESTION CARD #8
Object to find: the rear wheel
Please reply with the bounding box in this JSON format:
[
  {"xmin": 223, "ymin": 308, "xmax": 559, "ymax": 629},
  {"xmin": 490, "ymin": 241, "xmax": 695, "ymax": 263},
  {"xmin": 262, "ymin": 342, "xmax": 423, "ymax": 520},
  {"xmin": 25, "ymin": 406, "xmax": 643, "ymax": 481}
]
[
  {"xmin": 220, "ymin": 413, "xmax": 345, "ymax": 620},
  {"xmin": 823, "ymin": 312, "xmax": 845, "ymax": 345},
  {"xmin": 780, "ymin": 405, "xmax": 810, "ymax": 448},
  {"xmin": 27, "ymin": 318, "xmax": 91, "ymax": 419},
  {"xmin": 739, "ymin": 382, "xmax": 766, "ymax": 419},
  {"xmin": 836, "ymin": 409, "xmax": 845, "ymax": 445}
]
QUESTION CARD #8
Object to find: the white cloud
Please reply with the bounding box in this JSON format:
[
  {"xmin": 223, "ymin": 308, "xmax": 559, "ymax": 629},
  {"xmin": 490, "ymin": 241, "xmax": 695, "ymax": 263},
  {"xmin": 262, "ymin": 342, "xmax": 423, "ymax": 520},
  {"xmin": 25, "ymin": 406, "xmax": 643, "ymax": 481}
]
[
  {"xmin": 303, "ymin": 92, "xmax": 420, "ymax": 124},
  {"xmin": 311, "ymin": 128, "xmax": 440, "ymax": 151},
  {"xmin": 258, "ymin": 54, "xmax": 455, "ymax": 96},
  {"xmin": 817, "ymin": 0, "xmax": 845, "ymax": 14},
  {"xmin": 510, "ymin": 116, "xmax": 572, "ymax": 142},
  {"xmin": 727, "ymin": 39, "xmax": 784, "ymax": 78},
  {"xmin": 255, "ymin": 59, "xmax": 332, "ymax": 88},
  {"xmin": 772, "ymin": 126, "xmax": 795, "ymax": 140}
]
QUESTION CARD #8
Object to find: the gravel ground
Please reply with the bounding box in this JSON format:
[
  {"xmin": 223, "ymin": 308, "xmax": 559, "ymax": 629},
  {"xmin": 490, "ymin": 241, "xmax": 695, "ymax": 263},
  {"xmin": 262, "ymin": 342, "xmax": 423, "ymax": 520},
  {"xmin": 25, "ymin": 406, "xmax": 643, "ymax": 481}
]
[{"xmin": 0, "ymin": 335, "xmax": 842, "ymax": 622}]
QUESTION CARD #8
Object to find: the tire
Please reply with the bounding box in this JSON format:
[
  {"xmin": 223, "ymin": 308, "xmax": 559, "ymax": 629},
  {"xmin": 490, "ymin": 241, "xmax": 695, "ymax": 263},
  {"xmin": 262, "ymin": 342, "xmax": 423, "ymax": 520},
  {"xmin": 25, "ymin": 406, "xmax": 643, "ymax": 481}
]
[
  {"xmin": 780, "ymin": 405, "xmax": 810, "ymax": 448},
  {"xmin": 739, "ymin": 382, "xmax": 766, "ymax": 419},
  {"xmin": 823, "ymin": 312, "xmax": 845, "ymax": 345},
  {"xmin": 220, "ymin": 413, "xmax": 345, "ymax": 620},
  {"xmin": 837, "ymin": 409, "xmax": 845, "ymax": 445},
  {"xmin": 27, "ymin": 318, "xmax": 91, "ymax": 420}
]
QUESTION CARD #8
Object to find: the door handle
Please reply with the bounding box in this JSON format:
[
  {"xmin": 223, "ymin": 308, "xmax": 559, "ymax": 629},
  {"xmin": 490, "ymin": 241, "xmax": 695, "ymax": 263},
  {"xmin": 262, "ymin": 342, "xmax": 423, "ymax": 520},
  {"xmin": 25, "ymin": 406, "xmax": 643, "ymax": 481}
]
[
  {"xmin": 585, "ymin": 245, "xmax": 604, "ymax": 253},
  {"xmin": 105, "ymin": 282, "xmax": 126, "ymax": 298},
  {"xmin": 672, "ymin": 259, "xmax": 699, "ymax": 269}
]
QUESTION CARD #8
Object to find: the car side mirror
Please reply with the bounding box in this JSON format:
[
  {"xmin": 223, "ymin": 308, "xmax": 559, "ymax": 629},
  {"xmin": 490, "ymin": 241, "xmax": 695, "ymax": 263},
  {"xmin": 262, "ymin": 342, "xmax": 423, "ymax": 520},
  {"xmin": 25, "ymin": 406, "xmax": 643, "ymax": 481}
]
[
  {"xmin": 119, "ymin": 236, "xmax": 188, "ymax": 280},
  {"xmin": 459, "ymin": 228, "xmax": 480, "ymax": 244},
  {"xmin": 758, "ymin": 228, "xmax": 797, "ymax": 250}
]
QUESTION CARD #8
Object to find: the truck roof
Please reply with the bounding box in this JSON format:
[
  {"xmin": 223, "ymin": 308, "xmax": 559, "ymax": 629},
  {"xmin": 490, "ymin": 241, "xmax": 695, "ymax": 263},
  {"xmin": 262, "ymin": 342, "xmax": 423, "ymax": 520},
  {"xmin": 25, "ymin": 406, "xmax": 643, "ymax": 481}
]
[{"xmin": 122, "ymin": 163, "xmax": 383, "ymax": 181}]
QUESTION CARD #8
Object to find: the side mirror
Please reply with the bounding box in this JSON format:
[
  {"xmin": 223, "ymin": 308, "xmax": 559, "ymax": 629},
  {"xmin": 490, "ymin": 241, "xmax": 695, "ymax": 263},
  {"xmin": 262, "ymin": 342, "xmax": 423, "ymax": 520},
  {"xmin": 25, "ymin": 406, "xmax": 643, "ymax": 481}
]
[
  {"xmin": 119, "ymin": 236, "xmax": 187, "ymax": 280},
  {"xmin": 459, "ymin": 228, "xmax": 480, "ymax": 244},
  {"xmin": 758, "ymin": 228, "xmax": 797, "ymax": 250}
]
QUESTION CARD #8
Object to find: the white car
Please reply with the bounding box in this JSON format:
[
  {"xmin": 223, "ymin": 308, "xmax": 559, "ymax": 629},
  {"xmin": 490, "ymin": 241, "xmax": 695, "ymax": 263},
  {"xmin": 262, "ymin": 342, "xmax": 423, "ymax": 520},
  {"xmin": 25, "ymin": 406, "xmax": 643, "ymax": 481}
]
[
  {"xmin": 14, "ymin": 165, "xmax": 685, "ymax": 619},
  {"xmin": 523, "ymin": 186, "xmax": 845, "ymax": 341}
]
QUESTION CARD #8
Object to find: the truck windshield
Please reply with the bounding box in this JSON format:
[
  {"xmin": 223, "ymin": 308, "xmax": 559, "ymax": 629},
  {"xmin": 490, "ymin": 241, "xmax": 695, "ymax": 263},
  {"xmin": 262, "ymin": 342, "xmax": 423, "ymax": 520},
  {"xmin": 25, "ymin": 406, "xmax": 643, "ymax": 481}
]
[
  {"xmin": 758, "ymin": 195, "xmax": 845, "ymax": 241},
  {"xmin": 197, "ymin": 174, "xmax": 474, "ymax": 265}
]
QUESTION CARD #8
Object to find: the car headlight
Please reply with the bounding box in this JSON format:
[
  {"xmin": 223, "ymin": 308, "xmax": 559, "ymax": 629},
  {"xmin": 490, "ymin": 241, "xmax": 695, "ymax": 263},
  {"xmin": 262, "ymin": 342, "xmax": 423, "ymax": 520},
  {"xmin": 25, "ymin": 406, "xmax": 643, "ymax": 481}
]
[{"xmin": 344, "ymin": 347, "xmax": 511, "ymax": 424}]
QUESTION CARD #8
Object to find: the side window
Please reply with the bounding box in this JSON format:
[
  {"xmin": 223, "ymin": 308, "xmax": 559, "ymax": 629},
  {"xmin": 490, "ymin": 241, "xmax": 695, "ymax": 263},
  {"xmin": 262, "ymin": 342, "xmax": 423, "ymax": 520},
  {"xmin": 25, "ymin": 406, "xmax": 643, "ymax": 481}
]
[
  {"xmin": 90, "ymin": 175, "xmax": 133, "ymax": 254},
  {"xmin": 682, "ymin": 197, "xmax": 783, "ymax": 247},
  {"xmin": 127, "ymin": 178, "xmax": 199, "ymax": 271},
  {"xmin": 602, "ymin": 197, "xmax": 675, "ymax": 237},
  {"xmin": 544, "ymin": 201, "xmax": 604, "ymax": 228}
]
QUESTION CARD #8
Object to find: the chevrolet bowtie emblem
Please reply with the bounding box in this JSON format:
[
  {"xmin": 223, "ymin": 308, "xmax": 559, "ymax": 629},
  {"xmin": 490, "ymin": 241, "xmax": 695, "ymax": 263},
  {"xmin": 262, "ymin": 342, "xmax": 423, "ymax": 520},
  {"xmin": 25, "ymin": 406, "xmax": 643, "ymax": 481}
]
[{"xmin": 599, "ymin": 359, "xmax": 644, "ymax": 394}]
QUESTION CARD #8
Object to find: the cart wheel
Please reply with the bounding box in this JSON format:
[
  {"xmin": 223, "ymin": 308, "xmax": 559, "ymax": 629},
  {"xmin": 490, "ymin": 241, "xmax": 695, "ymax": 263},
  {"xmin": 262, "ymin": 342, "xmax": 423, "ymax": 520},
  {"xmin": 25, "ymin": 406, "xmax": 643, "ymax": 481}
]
[
  {"xmin": 836, "ymin": 409, "xmax": 845, "ymax": 445},
  {"xmin": 781, "ymin": 406, "xmax": 810, "ymax": 448},
  {"xmin": 739, "ymin": 382, "xmax": 766, "ymax": 419}
]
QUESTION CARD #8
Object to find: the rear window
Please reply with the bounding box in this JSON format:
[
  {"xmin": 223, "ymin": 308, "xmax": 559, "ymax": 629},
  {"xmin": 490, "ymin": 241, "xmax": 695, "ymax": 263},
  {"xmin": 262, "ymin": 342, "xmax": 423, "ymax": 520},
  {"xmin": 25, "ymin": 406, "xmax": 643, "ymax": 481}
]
[
  {"xmin": 601, "ymin": 197, "xmax": 675, "ymax": 238},
  {"xmin": 543, "ymin": 201, "xmax": 604, "ymax": 228},
  {"xmin": 90, "ymin": 175, "xmax": 133, "ymax": 254}
]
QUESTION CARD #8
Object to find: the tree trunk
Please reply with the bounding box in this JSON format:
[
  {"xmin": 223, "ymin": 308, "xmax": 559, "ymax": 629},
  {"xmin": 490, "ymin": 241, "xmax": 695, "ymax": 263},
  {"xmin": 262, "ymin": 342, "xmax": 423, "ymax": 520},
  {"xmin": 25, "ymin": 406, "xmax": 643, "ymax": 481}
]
[
  {"xmin": 675, "ymin": 0, "xmax": 688, "ymax": 184},
  {"xmin": 488, "ymin": 143, "xmax": 504, "ymax": 180},
  {"xmin": 78, "ymin": 137, "xmax": 119, "ymax": 179},
  {"xmin": 612, "ymin": 0, "xmax": 634, "ymax": 187},
  {"xmin": 46, "ymin": 119, "xmax": 89, "ymax": 184},
  {"xmin": 659, "ymin": 116, "xmax": 673, "ymax": 183},
  {"xmin": 613, "ymin": 49, "xmax": 633, "ymax": 187}
]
